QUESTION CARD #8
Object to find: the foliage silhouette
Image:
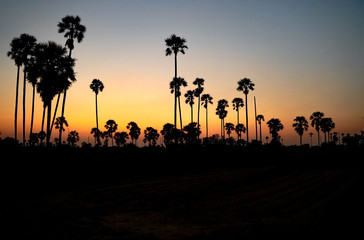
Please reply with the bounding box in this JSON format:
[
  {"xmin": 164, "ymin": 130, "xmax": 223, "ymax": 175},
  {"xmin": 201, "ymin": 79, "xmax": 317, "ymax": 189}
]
[
  {"xmin": 310, "ymin": 111, "xmax": 324, "ymax": 146},
  {"xmin": 184, "ymin": 89, "xmax": 195, "ymax": 123},
  {"xmin": 169, "ymin": 77, "xmax": 187, "ymax": 130},
  {"xmin": 232, "ymin": 97, "xmax": 244, "ymax": 127},
  {"xmin": 90, "ymin": 78, "xmax": 104, "ymax": 143},
  {"xmin": 201, "ymin": 94, "xmax": 213, "ymax": 139},
  {"xmin": 127, "ymin": 121, "xmax": 141, "ymax": 145},
  {"xmin": 235, "ymin": 123, "xmax": 246, "ymax": 141},
  {"xmin": 105, "ymin": 120, "xmax": 118, "ymax": 147},
  {"xmin": 114, "ymin": 131, "xmax": 129, "ymax": 147},
  {"xmin": 225, "ymin": 122, "xmax": 235, "ymax": 139},
  {"xmin": 216, "ymin": 99, "xmax": 229, "ymax": 139},
  {"xmin": 267, "ymin": 118, "xmax": 284, "ymax": 143},
  {"xmin": 143, "ymin": 127, "xmax": 160, "ymax": 146},
  {"xmin": 67, "ymin": 130, "xmax": 80, "ymax": 146},
  {"xmin": 320, "ymin": 117, "xmax": 335, "ymax": 143},
  {"xmin": 256, "ymin": 114, "xmax": 265, "ymax": 143},
  {"xmin": 292, "ymin": 116, "xmax": 309, "ymax": 146},
  {"xmin": 237, "ymin": 78, "xmax": 255, "ymax": 144},
  {"xmin": 193, "ymin": 78, "xmax": 205, "ymax": 137}
]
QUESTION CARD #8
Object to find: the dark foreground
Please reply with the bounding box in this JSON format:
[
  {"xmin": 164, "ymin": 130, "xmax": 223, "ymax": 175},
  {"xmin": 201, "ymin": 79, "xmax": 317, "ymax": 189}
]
[{"xmin": 1, "ymin": 145, "xmax": 362, "ymax": 239}]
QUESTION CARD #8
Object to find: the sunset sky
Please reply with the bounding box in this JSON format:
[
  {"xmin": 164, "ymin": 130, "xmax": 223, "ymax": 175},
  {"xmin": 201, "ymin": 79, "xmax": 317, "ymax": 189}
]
[{"xmin": 1, "ymin": 0, "xmax": 363, "ymax": 146}]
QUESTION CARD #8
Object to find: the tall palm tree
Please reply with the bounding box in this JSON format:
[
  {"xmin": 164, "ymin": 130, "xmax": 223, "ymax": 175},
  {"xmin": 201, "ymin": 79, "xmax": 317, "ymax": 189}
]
[
  {"xmin": 35, "ymin": 41, "xmax": 75, "ymax": 146},
  {"xmin": 26, "ymin": 52, "xmax": 40, "ymax": 137},
  {"xmin": 169, "ymin": 77, "xmax": 187, "ymax": 129},
  {"xmin": 237, "ymin": 78, "xmax": 255, "ymax": 144},
  {"xmin": 320, "ymin": 117, "xmax": 335, "ymax": 143},
  {"xmin": 143, "ymin": 127, "xmax": 160, "ymax": 146},
  {"xmin": 256, "ymin": 114, "xmax": 265, "ymax": 142},
  {"xmin": 310, "ymin": 111, "xmax": 324, "ymax": 146},
  {"xmin": 216, "ymin": 99, "xmax": 229, "ymax": 139},
  {"xmin": 105, "ymin": 120, "xmax": 118, "ymax": 147},
  {"xmin": 127, "ymin": 121, "xmax": 141, "ymax": 145},
  {"xmin": 90, "ymin": 79, "xmax": 104, "ymax": 132},
  {"xmin": 193, "ymin": 78, "xmax": 204, "ymax": 137},
  {"xmin": 201, "ymin": 94, "xmax": 213, "ymax": 138},
  {"xmin": 232, "ymin": 98, "xmax": 244, "ymax": 125},
  {"xmin": 224, "ymin": 123, "xmax": 235, "ymax": 139},
  {"xmin": 7, "ymin": 33, "xmax": 37, "ymax": 144},
  {"xmin": 235, "ymin": 123, "xmax": 246, "ymax": 141},
  {"xmin": 7, "ymin": 36, "xmax": 23, "ymax": 141},
  {"xmin": 160, "ymin": 123, "xmax": 175, "ymax": 146},
  {"xmin": 165, "ymin": 34, "xmax": 188, "ymax": 130},
  {"xmin": 292, "ymin": 116, "xmax": 309, "ymax": 146},
  {"xmin": 57, "ymin": 15, "xmax": 86, "ymax": 145},
  {"xmin": 184, "ymin": 90, "xmax": 195, "ymax": 123},
  {"xmin": 267, "ymin": 118, "xmax": 284, "ymax": 143}
]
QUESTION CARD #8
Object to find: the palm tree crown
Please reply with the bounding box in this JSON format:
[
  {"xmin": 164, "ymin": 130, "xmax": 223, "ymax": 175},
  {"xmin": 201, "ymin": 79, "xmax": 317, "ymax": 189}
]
[
  {"xmin": 58, "ymin": 15, "xmax": 86, "ymax": 54},
  {"xmin": 293, "ymin": 116, "xmax": 309, "ymax": 145},
  {"xmin": 90, "ymin": 79, "xmax": 104, "ymax": 95},
  {"xmin": 237, "ymin": 77, "xmax": 255, "ymax": 144},
  {"xmin": 165, "ymin": 34, "xmax": 188, "ymax": 57}
]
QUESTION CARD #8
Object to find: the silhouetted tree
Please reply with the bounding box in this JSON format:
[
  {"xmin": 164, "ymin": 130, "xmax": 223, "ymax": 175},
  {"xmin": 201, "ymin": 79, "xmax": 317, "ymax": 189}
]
[
  {"xmin": 143, "ymin": 127, "xmax": 160, "ymax": 146},
  {"xmin": 67, "ymin": 130, "xmax": 79, "ymax": 146},
  {"xmin": 57, "ymin": 15, "xmax": 86, "ymax": 145},
  {"xmin": 127, "ymin": 121, "xmax": 141, "ymax": 145},
  {"xmin": 201, "ymin": 94, "xmax": 213, "ymax": 138},
  {"xmin": 235, "ymin": 123, "xmax": 246, "ymax": 141},
  {"xmin": 7, "ymin": 33, "xmax": 37, "ymax": 144},
  {"xmin": 91, "ymin": 127, "xmax": 103, "ymax": 146},
  {"xmin": 160, "ymin": 123, "xmax": 175, "ymax": 146},
  {"xmin": 256, "ymin": 114, "xmax": 265, "ymax": 142},
  {"xmin": 320, "ymin": 117, "xmax": 335, "ymax": 143},
  {"xmin": 232, "ymin": 97, "xmax": 244, "ymax": 126},
  {"xmin": 193, "ymin": 78, "xmax": 204, "ymax": 137},
  {"xmin": 310, "ymin": 111, "xmax": 324, "ymax": 146},
  {"xmin": 114, "ymin": 131, "xmax": 129, "ymax": 147},
  {"xmin": 267, "ymin": 118, "xmax": 284, "ymax": 143},
  {"xmin": 90, "ymin": 78, "xmax": 104, "ymax": 142},
  {"xmin": 55, "ymin": 117, "xmax": 69, "ymax": 139},
  {"xmin": 165, "ymin": 34, "xmax": 188, "ymax": 131},
  {"xmin": 225, "ymin": 123, "xmax": 235, "ymax": 139},
  {"xmin": 216, "ymin": 99, "xmax": 229, "ymax": 139},
  {"xmin": 237, "ymin": 78, "xmax": 255, "ymax": 144},
  {"xmin": 169, "ymin": 77, "xmax": 187, "ymax": 130},
  {"xmin": 184, "ymin": 89, "xmax": 195, "ymax": 123},
  {"xmin": 105, "ymin": 120, "xmax": 118, "ymax": 146},
  {"xmin": 293, "ymin": 116, "xmax": 309, "ymax": 146},
  {"xmin": 183, "ymin": 122, "xmax": 201, "ymax": 144}
]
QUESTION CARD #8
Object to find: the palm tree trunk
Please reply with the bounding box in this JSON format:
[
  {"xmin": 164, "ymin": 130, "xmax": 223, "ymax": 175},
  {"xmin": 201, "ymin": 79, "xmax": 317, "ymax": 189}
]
[
  {"xmin": 174, "ymin": 53, "xmax": 177, "ymax": 130},
  {"xmin": 245, "ymin": 93, "xmax": 249, "ymax": 144},
  {"xmin": 22, "ymin": 68, "xmax": 26, "ymax": 144},
  {"xmin": 190, "ymin": 105, "xmax": 193, "ymax": 123},
  {"xmin": 300, "ymin": 134, "xmax": 302, "ymax": 146},
  {"xmin": 59, "ymin": 89, "xmax": 67, "ymax": 145},
  {"xmin": 14, "ymin": 66, "xmax": 20, "ymax": 141},
  {"xmin": 30, "ymin": 84, "xmax": 35, "ymax": 135},
  {"xmin": 254, "ymin": 96, "xmax": 258, "ymax": 141},
  {"xmin": 206, "ymin": 106, "xmax": 208, "ymax": 138},
  {"xmin": 50, "ymin": 92, "xmax": 61, "ymax": 134},
  {"xmin": 178, "ymin": 96, "xmax": 183, "ymax": 130},
  {"xmin": 95, "ymin": 93, "xmax": 99, "ymax": 134},
  {"xmin": 197, "ymin": 96, "xmax": 200, "ymax": 138},
  {"xmin": 41, "ymin": 103, "xmax": 45, "ymax": 132},
  {"xmin": 317, "ymin": 129, "xmax": 320, "ymax": 146},
  {"xmin": 259, "ymin": 122, "xmax": 262, "ymax": 142},
  {"xmin": 46, "ymin": 101, "xmax": 52, "ymax": 147}
]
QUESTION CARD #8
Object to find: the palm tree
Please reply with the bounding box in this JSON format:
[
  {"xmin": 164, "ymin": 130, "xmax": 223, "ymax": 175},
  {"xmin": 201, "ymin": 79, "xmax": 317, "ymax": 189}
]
[
  {"xmin": 35, "ymin": 41, "xmax": 75, "ymax": 146},
  {"xmin": 237, "ymin": 78, "xmax": 255, "ymax": 144},
  {"xmin": 235, "ymin": 123, "xmax": 246, "ymax": 141},
  {"xmin": 224, "ymin": 123, "xmax": 235, "ymax": 139},
  {"xmin": 165, "ymin": 34, "xmax": 188, "ymax": 130},
  {"xmin": 184, "ymin": 90, "xmax": 195, "ymax": 123},
  {"xmin": 267, "ymin": 118, "xmax": 284, "ymax": 143},
  {"xmin": 143, "ymin": 127, "xmax": 160, "ymax": 146},
  {"xmin": 67, "ymin": 130, "xmax": 80, "ymax": 146},
  {"xmin": 256, "ymin": 114, "xmax": 265, "ymax": 142},
  {"xmin": 114, "ymin": 132, "xmax": 129, "ymax": 147},
  {"xmin": 232, "ymin": 98, "xmax": 244, "ymax": 125},
  {"xmin": 90, "ymin": 79, "xmax": 104, "ymax": 132},
  {"xmin": 201, "ymin": 94, "xmax": 213, "ymax": 138},
  {"xmin": 216, "ymin": 99, "xmax": 229, "ymax": 139},
  {"xmin": 193, "ymin": 78, "xmax": 204, "ymax": 137},
  {"xmin": 320, "ymin": 117, "xmax": 335, "ymax": 143},
  {"xmin": 55, "ymin": 117, "xmax": 69, "ymax": 143},
  {"xmin": 310, "ymin": 111, "xmax": 324, "ymax": 146},
  {"xmin": 91, "ymin": 127, "xmax": 103, "ymax": 146},
  {"xmin": 292, "ymin": 116, "xmax": 309, "ymax": 146},
  {"xmin": 57, "ymin": 15, "xmax": 86, "ymax": 145},
  {"xmin": 183, "ymin": 122, "xmax": 201, "ymax": 144},
  {"xmin": 127, "ymin": 121, "xmax": 141, "ymax": 145},
  {"xmin": 105, "ymin": 120, "xmax": 118, "ymax": 146},
  {"xmin": 7, "ymin": 33, "xmax": 37, "ymax": 144},
  {"xmin": 169, "ymin": 77, "xmax": 187, "ymax": 129}
]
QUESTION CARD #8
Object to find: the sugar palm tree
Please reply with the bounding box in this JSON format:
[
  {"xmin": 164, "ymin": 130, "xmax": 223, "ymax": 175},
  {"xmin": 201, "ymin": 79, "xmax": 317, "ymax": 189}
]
[
  {"xmin": 193, "ymin": 78, "xmax": 204, "ymax": 137},
  {"xmin": 256, "ymin": 114, "xmax": 265, "ymax": 142},
  {"xmin": 57, "ymin": 15, "xmax": 86, "ymax": 145},
  {"xmin": 55, "ymin": 117, "xmax": 69, "ymax": 141},
  {"xmin": 320, "ymin": 117, "xmax": 335, "ymax": 143},
  {"xmin": 292, "ymin": 116, "xmax": 309, "ymax": 146},
  {"xmin": 216, "ymin": 99, "xmax": 229, "ymax": 139},
  {"xmin": 165, "ymin": 34, "xmax": 188, "ymax": 130},
  {"xmin": 224, "ymin": 123, "xmax": 235, "ymax": 139},
  {"xmin": 232, "ymin": 98, "xmax": 244, "ymax": 125},
  {"xmin": 105, "ymin": 120, "xmax": 118, "ymax": 146},
  {"xmin": 90, "ymin": 79, "xmax": 104, "ymax": 131},
  {"xmin": 310, "ymin": 111, "xmax": 324, "ymax": 146},
  {"xmin": 127, "ymin": 121, "xmax": 141, "ymax": 145},
  {"xmin": 184, "ymin": 90, "xmax": 195, "ymax": 123},
  {"xmin": 143, "ymin": 127, "xmax": 160, "ymax": 146},
  {"xmin": 67, "ymin": 130, "xmax": 79, "ymax": 146},
  {"xmin": 35, "ymin": 41, "xmax": 75, "ymax": 146},
  {"xmin": 267, "ymin": 118, "xmax": 284, "ymax": 143},
  {"xmin": 114, "ymin": 131, "xmax": 129, "ymax": 147},
  {"xmin": 169, "ymin": 77, "xmax": 187, "ymax": 129},
  {"xmin": 160, "ymin": 123, "xmax": 175, "ymax": 146},
  {"xmin": 7, "ymin": 33, "xmax": 37, "ymax": 143},
  {"xmin": 201, "ymin": 94, "xmax": 213, "ymax": 138},
  {"xmin": 237, "ymin": 78, "xmax": 255, "ymax": 144},
  {"xmin": 235, "ymin": 123, "xmax": 246, "ymax": 141}
]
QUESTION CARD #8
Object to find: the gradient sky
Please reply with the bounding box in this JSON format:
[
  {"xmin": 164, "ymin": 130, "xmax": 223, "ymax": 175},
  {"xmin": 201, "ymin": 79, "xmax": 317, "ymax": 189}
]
[{"xmin": 1, "ymin": 0, "xmax": 363, "ymax": 145}]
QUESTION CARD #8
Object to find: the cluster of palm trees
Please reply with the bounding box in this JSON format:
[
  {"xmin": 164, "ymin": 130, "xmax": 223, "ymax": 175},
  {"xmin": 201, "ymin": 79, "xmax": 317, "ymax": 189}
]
[{"xmin": 7, "ymin": 15, "xmax": 86, "ymax": 147}]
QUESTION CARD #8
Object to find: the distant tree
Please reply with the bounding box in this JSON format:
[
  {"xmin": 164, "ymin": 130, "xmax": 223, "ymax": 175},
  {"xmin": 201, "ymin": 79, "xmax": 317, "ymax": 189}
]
[
  {"xmin": 232, "ymin": 98, "xmax": 244, "ymax": 125},
  {"xmin": 127, "ymin": 121, "xmax": 141, "ymax": 145},
  {"xmin": 237, "ymin": 78, "xmax": 255, "ymax": 144},
  {"xmin": 267, "ymin": 118, "xmax": 284, "ymax": 143},
  {"xmin": 90, "ymin": 78, "xmax": 104, "ymax": 142},
  {"xmin": 54, "ymin": 117, "xmax": 69, "ymax": 139},
  {"xmin": 293, "ymin": 116, "xmax": 309, "ymax": 146},
  {"xmin": 165, "ymin": 34, "xmax": 188, "ymax": 130},
  {"xmin": 67, "ymin": 130, "xmax": 79, "ymax": 146},
  {"xmin": 29, "ymin": 132, "xmax": 39, "ymax": 146},
  {"xmin": 216, "ymin": 99, "xmax": 229, "ymax": 139},
  {"xmin": 91, "ymin": 127, "xmax": 103, "ymax": 146},
  {"xmin": 160, "ymin": 123, "xmax": 175, "ymax": 146},
  {"xmin": 193, "ymin": 78, "xmax": 205, "ymax": 137},
  {"xmin": 105, "ymin": 120, "xmax": 118, "ymax": 146},
  {"xmin": 170, "ymin": 77, "xmax": 188, "ymax": 130},
  {"xmin": 235, "ymin": 123, "xmax": 246, "ymax": 141},
  {"xmin": 256, "ymin": 114, "xmax": 265, "ymax": 142},
  {"xmin": 38, "ymin": 131, "xmax": 46, "ymax": 146},
  {"xmin": 114, "ymin": 131, "xmax": 129, "ymax": 147},
  {"xmin": 183, "ymin": 122, "xmax": 201, "ymax": 144},
  {"xmin": 143, "ymin": 127, "xmax": 160, "ymax": 146},
  {"xmin": 310, "ymin": 111, "xmax": 324, "ymax": 146},
  {"xmin": 224, "ymin": 123, "xmax": 235, "ymax": 139},
  {"xmin": 320, "ymin": 117, "xmax": 335, "ymax": 143},
  {"xmin": 184, "ymin": 89, "xmax": 195, "ymax": 123},
  {"xmin": 201, "ymin": 94, "xmax": 213, "ymax": 138}
]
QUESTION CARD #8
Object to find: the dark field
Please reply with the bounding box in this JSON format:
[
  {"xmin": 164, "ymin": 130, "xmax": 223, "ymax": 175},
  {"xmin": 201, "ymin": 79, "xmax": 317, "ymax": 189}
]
[{"xmin": 1, "ymin": 145, "xmax": 362, "ymax": 239}]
